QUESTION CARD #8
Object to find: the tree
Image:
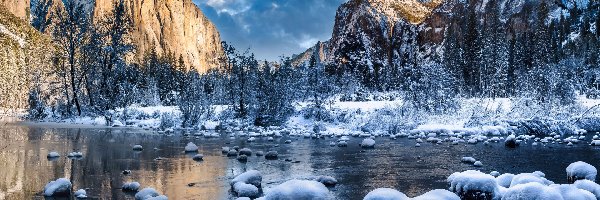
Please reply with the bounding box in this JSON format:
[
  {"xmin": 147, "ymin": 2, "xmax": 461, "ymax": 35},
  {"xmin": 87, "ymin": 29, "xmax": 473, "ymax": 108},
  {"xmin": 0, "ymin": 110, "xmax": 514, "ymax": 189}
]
[{"xmin": 52, "ymin": 0, "xmax": 91, "ymax": 116}]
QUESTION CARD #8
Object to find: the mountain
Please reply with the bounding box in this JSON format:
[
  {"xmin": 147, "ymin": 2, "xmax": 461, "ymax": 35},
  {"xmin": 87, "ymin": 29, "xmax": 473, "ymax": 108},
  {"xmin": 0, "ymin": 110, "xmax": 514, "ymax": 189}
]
[
  {"xmin": 32, "ymin": 0, "xmax": 224, "ymax": 72},
  {"xmin": 92, "ymin": 0, "xmax": 223, "ymax": 72},
  {"xmin": 1, "ymin": 0, "xmax": 29, "ymax": 20},
  {"xmin": 294, "ymin": 0, "xmax": 597, "ymax": 91}
]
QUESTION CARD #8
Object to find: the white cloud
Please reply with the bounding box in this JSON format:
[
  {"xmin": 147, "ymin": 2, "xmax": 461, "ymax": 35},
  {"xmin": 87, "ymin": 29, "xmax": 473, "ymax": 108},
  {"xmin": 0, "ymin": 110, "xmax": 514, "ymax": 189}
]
[
  {"xmin": 203, "ymin": 0, "xmax": 251, "ymax": 16},
  {"xmin": 297, "ymin": 36, "xmax": 319, "ymax": 49}
]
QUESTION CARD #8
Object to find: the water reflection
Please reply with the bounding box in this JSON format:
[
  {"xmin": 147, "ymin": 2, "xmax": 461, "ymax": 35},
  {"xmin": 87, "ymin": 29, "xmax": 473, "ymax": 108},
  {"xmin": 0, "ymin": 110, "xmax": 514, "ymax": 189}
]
[{"xmin": 1, "ymin": 126, "xmax": 600, "ymax": 199}]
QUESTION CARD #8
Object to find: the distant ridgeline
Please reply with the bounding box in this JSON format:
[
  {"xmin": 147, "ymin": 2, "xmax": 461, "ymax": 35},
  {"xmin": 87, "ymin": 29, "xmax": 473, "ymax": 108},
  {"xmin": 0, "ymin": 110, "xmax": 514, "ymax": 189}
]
[{"xmin": 294, "ymin": 0, "xmax": 600, "ymax": 99}]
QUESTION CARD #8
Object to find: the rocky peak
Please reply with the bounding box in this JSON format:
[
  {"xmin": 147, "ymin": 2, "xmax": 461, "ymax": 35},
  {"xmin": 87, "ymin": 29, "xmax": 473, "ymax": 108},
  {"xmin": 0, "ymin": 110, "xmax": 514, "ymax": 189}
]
[
  {"xmin": 1, "ymin": 0, "xmax": 29, "ymax": 20},
  {"xmin": 91, "ymin": 0, "xmax": 223, "ymax": 72},
  {"xmin": 365, "ymin": 0, "xmax": 444, "ymax": 24}
]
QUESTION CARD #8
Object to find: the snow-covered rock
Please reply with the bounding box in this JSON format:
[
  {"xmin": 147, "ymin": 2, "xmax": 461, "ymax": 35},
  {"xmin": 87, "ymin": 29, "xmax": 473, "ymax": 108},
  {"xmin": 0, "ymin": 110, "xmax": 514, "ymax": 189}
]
[
  {"xmin": 502, "ymin": 182, "xmax": 562, "ymax": 200},
  {"xmin": 473, "ymin": 161, "xmax": 483, "ymax": 167},
  {"xmin": 361, "ymin": 138, "xmax": 376, "ymax": 148},
  {"xmin": 43, "ymin": 178, "xmax": 72, "ymax": 196},
  {"xmin": 567, "ymin": 161, "xmax": 597, "ymax": 183},
  {"xmin": 135, "ymin": 188, "xmax": 165, "ymax": 200},
  {"xmin": 192, "ymin": 154, "xmax": 203, "ymax": 161},
  {"xmin": 550, "ymin": 184, "xmax": 596, "ymax": 200},
  {"xmin": 67, "ymin": 152, "xmax": 83, "ymax": 157},
  {"xmin": 574, "ymin": 180, "xmax": 600, "ymax": 198},
  {"xmin": 74, "ymin": 189, "xmax": 87, "ymax": 198},
  {"xmin": 231, "ymin": 170, "xmax": 262, "ymax": 188},
  {"xmin": 265, "ymin": 151, "xmax": 278, "ymax": 160},
  {"xmin": 227, "ymin": 150, "xmax": 238, "ymax": 157},
  {"xmin": 412, "ymin": 189, "xmax": 460, "ymax": 200},
  {"xmin": 496, "ymin": 173, "xmax": 515, "ymax": 188},
  {"xmin": 47, "ymin": 152, "xmax": 60, "ymax": 158},
  {"xmin": 461, "ymin": 157, "xmax": 476, "ymax": 164},
  {"xmin": 239, "ymin": 148, "xmax": 253, "ymax": 156},
  {"xmin": 222, "ymin": 147, "xmax": 230, "ymax": 153},
  {"xmin": 184, "ymin": 142, "xmax": 198, "ymax": 152},
  {"xmin": 510, "ymin": 173, "xmax": 553, "ymax": 187},
  {"xmin": 122, "ymin": 182, "xmax": 141, "ymax": 191},
  {"xmin": 505, "ymin": 135, "xmax": 518, "ymax": 148},
  {"xmin": 447, "ymin": 170, "xmax": 500, "ymax": 198},
  {"xmin": 112, "ymin": 120, "xmax": 124, "ymax": 127},
  {"xmin": 316, "ymin": 176, "xmax": 338, "ymax": 187},
  {"xmin": 363, "ymin": 188, "xmax": 409, "ymax": 200},
  {"xmin": 133, "ymin": 145, "xmax": 143, "ymax": 151},
  {"xmin": 262, "ymin": 180, "xmax": 329, "ymax": 200},
  {"xmin": 233, "ymin": 182, "xmax": 260, "ymax": 198}
]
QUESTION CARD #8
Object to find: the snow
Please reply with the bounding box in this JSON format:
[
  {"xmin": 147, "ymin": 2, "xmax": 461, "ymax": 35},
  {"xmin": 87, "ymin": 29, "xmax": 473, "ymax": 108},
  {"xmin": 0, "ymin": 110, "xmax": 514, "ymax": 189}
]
[
  {"xmin": 192, "ymin": 154, "xmax": 204, "ymax": 161},
  {"xmin": 473, "ymin": 161, "xmax": 483, "ymax": 167},
  {"xmin": 74, "ymin": 189, "xmax": 87, "ymax": 198},
  {"xmin": 361, "ymin": 138, "xmax": 376, "ymax": 148},
  {"xmin": 43, "ymin": 178, "xmax": 72, "ymax": 196},
  {"xmin": 447, "ymin": 170, "xmax": 500, "ymax": 197},
  {"xmin": 0, "ymin": 24, "xmax": 26, "ymax": 48},
  {"xmin": 574, "ymin": 180, "xmax": 600, "ymax": 198},
  {"xmin": 363, "ymin": 188, "xmax": 409, "ymax": 200},
  {"xmin": 550, "ymin": 184, "xmax": 596, "ymax": 200},
  {"xmin": 47, "ymin": 152, "xmax": 60, "ymax": 158},
  {"xmin": 233, "ymin": 182, "xmax": 260, "ymax": 198},
  {"xmin": 496, "ymin": 173, "xmax": 515, "ymax": 188},
  {"xmin": 567, "ymin": 161, "xmax": 597, "ymax": 182},
  {"xmin": 510, "ymin": 173, "xmax": 553, "ymax": 187},
  {"xmin": 135, "ymin": 188, "xmax": 165, "ymax": 200},
  {"xmin": 315, "ymin": 176, "xmax": 338, "ymax": 187},
  {"xmin": 502, "ymin": 182, "xmax": 563, "ymax": 200},
  {"xmin": 263, "ymin": 180, "xmax": 329, "ymax": 200},
  {"xmin": 184, "ymin": 142, "xmax": 199, "ymax": 152},
  {"xmin": 68, "ymin": 152, "xmax": 83, "ymax": 157},
  {"xmin": 122, "ymin": 182, "xmax": 141, "ymax": 191},
  {"xmin": 461, "ymin": 157, "xmax": 476, "ymax": 164},
  {"xmin": 231, "ymin": 170, "xmax": 262, "ymax": 188},
  {"xmin": 412, "ymin": 189, "xmax": 460, "ymax": 200},
  {"xmin": 133, "ymin": 145, "xmax": 143, "ymax": 151}
]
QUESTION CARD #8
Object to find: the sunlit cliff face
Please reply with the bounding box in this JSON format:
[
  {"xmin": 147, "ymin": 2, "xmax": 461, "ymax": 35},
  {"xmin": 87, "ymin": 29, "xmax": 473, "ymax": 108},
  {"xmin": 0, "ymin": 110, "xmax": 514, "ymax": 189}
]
[{"xmin": 367, "ymin": 0, "xmax": 445, "ymax": 24}]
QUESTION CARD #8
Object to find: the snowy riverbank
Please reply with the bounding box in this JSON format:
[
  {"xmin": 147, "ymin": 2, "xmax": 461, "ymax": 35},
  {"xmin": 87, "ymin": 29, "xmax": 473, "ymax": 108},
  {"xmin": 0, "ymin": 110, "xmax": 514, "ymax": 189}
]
[{"xmin": 8, "ymin": 95, "xmax": 600, "ymax": 137}]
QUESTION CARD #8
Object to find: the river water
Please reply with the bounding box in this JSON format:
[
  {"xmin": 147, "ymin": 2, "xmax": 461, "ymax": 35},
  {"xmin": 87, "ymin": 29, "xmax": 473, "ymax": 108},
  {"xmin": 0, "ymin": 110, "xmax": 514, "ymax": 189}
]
[{"xmin": 1, "ymin": 124, "xmax": 600, "ymax": 200}]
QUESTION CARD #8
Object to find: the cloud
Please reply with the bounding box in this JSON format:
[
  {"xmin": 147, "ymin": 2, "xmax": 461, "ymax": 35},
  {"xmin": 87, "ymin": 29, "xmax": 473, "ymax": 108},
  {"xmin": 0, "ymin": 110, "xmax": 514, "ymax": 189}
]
[
  {"xmin": 202, "ymin": 0, "xmax": 251, "ymax": 16},
  {"xmin": 194, "ymin": 0, "xmax": 348, "ymax": 60}
]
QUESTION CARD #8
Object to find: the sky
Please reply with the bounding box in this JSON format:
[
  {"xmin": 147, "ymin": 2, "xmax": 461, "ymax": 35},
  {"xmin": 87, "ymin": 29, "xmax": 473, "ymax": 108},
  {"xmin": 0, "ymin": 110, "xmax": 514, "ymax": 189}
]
[{"xmin": 193, "ymin": 0, "xmax": 348, "ymax": 61}]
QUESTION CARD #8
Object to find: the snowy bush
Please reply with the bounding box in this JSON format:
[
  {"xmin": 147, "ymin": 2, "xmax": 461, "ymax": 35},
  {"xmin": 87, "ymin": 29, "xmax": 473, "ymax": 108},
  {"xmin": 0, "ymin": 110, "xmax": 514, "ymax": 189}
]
[{"xmin": 159, "ymin": 112, "xmax": 177, "ymax": 130}]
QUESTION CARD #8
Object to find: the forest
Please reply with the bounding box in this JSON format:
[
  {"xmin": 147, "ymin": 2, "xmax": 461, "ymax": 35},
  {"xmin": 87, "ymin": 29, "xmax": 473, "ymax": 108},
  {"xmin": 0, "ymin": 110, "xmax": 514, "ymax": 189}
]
[{"xmin": 4, "ymin": 0, "xmax": 600, "ymax": 129}]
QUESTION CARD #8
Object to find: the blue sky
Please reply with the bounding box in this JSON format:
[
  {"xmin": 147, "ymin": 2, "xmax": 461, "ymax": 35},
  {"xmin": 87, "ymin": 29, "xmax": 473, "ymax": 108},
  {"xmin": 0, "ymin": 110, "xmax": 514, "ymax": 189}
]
[{"xmin": 193, "ymin": 0, "xmax": 347, "ymax": 61}]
